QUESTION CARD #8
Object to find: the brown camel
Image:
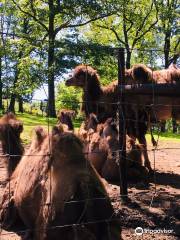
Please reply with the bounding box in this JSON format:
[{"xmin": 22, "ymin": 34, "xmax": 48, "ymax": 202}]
[
  {"xmin": 81, "ymin": 117, "xmax": 148, "ymax": 181},
  {"xmin": 66, "ymin": 64, "xmax": 180, "ymax": 172},
  {"xmin": 66, "ymin": 65, "xmax": 118, "ymax": 122},
  {"xmin": 125, "ymin": 63, "xmax": 180, "ymax": 85},
  {"xmin": 125, "ymin": 63, "xmax": 180, "ymax": 134},
  {"xmin": 0, "ymin": 112, "xmax": 24, "ymax": 177},
  {"xmin": 57, "ymin": 109, "xmax": 74, "ymax": 131},
  {"xmin": 66, "ymin": 65, "xmax": 152, "ymax": 171},
  {"xmin": 0, "ymin": 125, "xmax": 121, "ymax": 240}
]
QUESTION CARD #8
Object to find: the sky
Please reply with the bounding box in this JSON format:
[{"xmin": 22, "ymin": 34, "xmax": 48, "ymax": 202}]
[{"xmin": 33, "ymin": 85, "xmax": 48, "ymax": 101}]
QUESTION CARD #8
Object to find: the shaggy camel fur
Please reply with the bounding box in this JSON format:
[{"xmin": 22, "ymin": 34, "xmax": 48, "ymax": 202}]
[
  {"xmin": 80, "ymin": 117, "xmax": 148, "ymax": 181},
  {"xmin": 125, "ymin": 63, "xmax": 180, "ymax": 84},
  {"xmin": 0, "ymin": 112, "xmax": 24, "ymax": 177},
  {"xmin": 66, "ymin": 65, "xmax": 118, "ymax": 122},
  {"xmin": 125, "ymin": 63, "xmax": 180, "ymax": 132},
  {"xmin": 125, "ymin": 63, "xmax": 180, "ymax": 169},
  {"xmin": 57, "ymin": 109, "xmax": 74, "ymax": 131},
  {"xmin": 67, "ymin": 64, "xmax": 180, "ymax": 172},
  {"xmin": 58, "ymin": 109, "xmax": 76, "ymax": 118},
  {"xmin": 0, "ymin": 125, "xmax": 121, "ymax": 240},
  {"xmin": 66, "ymin": 65, "xmax": 153, "ymax": 171}
]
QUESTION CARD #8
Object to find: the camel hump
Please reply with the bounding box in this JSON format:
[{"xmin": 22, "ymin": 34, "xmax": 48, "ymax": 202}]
[{"xmin": 132, "ymin": 64, "xmax": 152, "ymax": 83}]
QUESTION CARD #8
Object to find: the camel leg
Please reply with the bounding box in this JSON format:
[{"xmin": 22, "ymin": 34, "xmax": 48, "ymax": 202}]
[
  {"xmin": 135, "ymin": 110, "xmax": 139, "ymax": 139},
  {"xmin": 160, "ymin": 120, "xmax": 166, "ymax": 133},
  {"xmin": 172, "ymin": 118, "xmax": 177, "ymax": 133},
  {"xmin": 138, "ymin": 135, "xmax": 153, "ymax": 172}
]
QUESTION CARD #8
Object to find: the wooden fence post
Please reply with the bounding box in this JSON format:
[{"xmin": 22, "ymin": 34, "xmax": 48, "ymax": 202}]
[{"xmin": 118, "ymin": 48, "xmax": 128, "ymax": 201}]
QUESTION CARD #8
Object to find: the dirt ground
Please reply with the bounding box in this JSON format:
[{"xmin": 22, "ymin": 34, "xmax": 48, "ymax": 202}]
[{"xmin": 0, "ymin": 138, "xmax": 179, "ymax": 240}]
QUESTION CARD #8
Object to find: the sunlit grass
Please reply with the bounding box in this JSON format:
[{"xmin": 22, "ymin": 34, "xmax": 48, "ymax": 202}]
[
  {"xmin": 3, "ymin": 112, "xmax": 179, "ymax": 145},
  {"xmin": 146, "ymin": 132, "xmax": 180, "ymax": 143},
  {"xmin": 16, "ymin": 113, "xmax": 82, "ymax": 144},
  {"xmin": 16, "ymin": 113, "xmax": 57, "ymax": 144}
]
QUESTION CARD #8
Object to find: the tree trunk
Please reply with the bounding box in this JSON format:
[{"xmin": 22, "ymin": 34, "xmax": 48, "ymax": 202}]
[
  {"xmin": 0, "ymin": 56, "xmax": 3, "ymax": 109},
  {"xmin": 18, "ymin": 96, "xmax": 23, "ymax": 113},
  {"xmin": 47, "ymin": 0, "xmax": 56, "ymax": 117},
  {"xmin": 8, "ymin": 68, "xmax": 18, "ymax": 113},
  {"xmin": 8, "ymin": 94, "xmax": 16, "ymax": 112},
  {"xmin": 126, "ymin": 49, "xmax": 131, "ymax": 69},
  {"xmin": 9, "ymin": 50, "xmax": 23, "ymax": 113},
  {"xmin": 164, "ymin": 31, "xmax": 171, "ymax": 68},
  {"xmin": 122, "ymin": 15, "xmax": 131, "ymax": 69}
]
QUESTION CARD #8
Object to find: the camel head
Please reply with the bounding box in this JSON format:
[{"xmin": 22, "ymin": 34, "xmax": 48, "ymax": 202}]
[
  {"xmin": 0, "ymin": 112, "xmax": 23, "ymax": 143},
  {"xmin": 124, "ymin": 68, "xmax": 133, "ymax": 84},
  {"xmin": 57, "ymin": 111, "xmax": 74, "ymax": 131},
  {"xmin": 102, "ymin": 118, "xmax": 118, "ymax": 139},
  {"xmin": 66, "ymin": 65, "xmax": 101, "ymax": 92},
  {"xmin": 84, "ymin": 113, "xmax": 99, "ymax": 131}
]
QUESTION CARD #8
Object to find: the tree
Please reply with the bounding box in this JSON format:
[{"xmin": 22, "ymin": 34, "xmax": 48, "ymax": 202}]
[
  {"xmin": 156, "ymin": 0, "xmax": 179, "ymax": 68},
  {"xmin": 0, "ymin": 1, "xmax": 44, "ymax": 112},
  {"xmin": 56, "ymin": 82, "xmax": 82, "ymax": 113},
  {"xmin": 11, "ymin": 0, "xmax": 114, "ymax": 117},
  {"xmin": 55, "ymin": 34, "xmax": 118, "ymax": 84},
  {"xmin": 84, "ymin": 0, "xmax": 158, "ymax": 68}
]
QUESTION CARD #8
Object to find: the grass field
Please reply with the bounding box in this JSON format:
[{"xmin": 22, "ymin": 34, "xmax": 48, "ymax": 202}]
[
  {"xmin": 16, "ymin": 113, "xmax": 57, "ymax": 144},
  {"xmin": 10, "ymin": 113, "xmax": 179, "ymax": 144}
]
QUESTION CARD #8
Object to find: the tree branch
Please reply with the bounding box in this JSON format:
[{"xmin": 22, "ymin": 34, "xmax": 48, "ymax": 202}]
[
  {"xmin": 54, "ymin": 20, "xmax": 71, "ymax": 36},
  {"xmin": 126, "ymin": 21, "xmax": 133, "ymax": 33},
  {"xmin": 54, "ymin": 12, "xmax": 115, "ymax": 36},
  {"xmin": 173, "ymin": 38, "xmax": 180, "ymax": 52},
  {"xmin": 12, "ymin": 0, "xmax": 49, "ymax": 32},
  {"xmin": 137, "ymin": 1, "xmax": 154, "ymax": 35},
  {"xmin": 110, "ymin": 27, "xmax": 125, "ymax": 45},
  {"xmin": 95, "ymin": 24, "xmax": 125, "ymax": 45},
  {"xmin": 132, "ymin": 1, "xmax": 158, "ymax": 47}
]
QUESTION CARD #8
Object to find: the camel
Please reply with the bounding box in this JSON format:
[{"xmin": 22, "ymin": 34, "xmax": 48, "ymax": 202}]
[
  {"xmin": 125, "ymin": 63, "xmax": 180, "ymax": 121},
  {"xmin": 66, "ymin": 64, "xmax": 180, "ymax": 172},
  {"xmin": 66, "ymin": 65, "xmax": 118, "ymax": 122},
  {"xmin": 0, "ymin": 125, "xmax": 121, "ymax": 240},
  {"xmin": 58, "ymin": 109, "xmax": 76, "ymax": 119},
  {"xmin": 125, "ymin": 63, "xmax": 180, "ymax": 134},
  {"xmin": 0, "ymin": 112, "xmax": 24, "ymax": 177},
  {"xmin": 57, "ymin": 109, "xmax": 74, "ymax": 131},
  {"xmin": 65, "ymin": 65, "xmax": 152, "ymax": 171},
  {"xmin": 80, "ymin": 117, "xmax": 148, "ymax": 181}
]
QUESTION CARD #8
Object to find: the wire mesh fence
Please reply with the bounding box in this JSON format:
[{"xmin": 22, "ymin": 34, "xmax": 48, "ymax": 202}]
[{"xmin": 0, "ymin": 44, "xmax": 179, "ymax": 240}]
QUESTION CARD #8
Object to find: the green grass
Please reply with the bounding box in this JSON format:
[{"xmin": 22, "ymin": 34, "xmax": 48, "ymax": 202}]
[
  {"xmin": 16, "ymin": 113, "xmax": 82, "ymax": 144},
  {"xmin": 16, "ymin": 113, "xmax": 57, "ymax": 144},
  {"xmin": 5, "ymin": 112, "xmax": 180, "ymax": 144},
  {"xmin": 146, "ymin": 132, "xmax": 180, "ymax": 143}
]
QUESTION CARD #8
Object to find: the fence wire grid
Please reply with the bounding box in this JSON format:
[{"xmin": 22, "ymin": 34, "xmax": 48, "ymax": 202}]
[{"xmin": 0, "ymin": 41, "xmax": 179, "ymax": 240}]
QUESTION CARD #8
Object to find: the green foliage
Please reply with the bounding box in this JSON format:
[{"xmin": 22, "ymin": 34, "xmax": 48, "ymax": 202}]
[
  {"xmin": 55, "ymin": 34, "xmax": 118, "ymax": 84},
  {"xmin": 56, "ymin": 82, "xmax": 82, "ymax": 112}
]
